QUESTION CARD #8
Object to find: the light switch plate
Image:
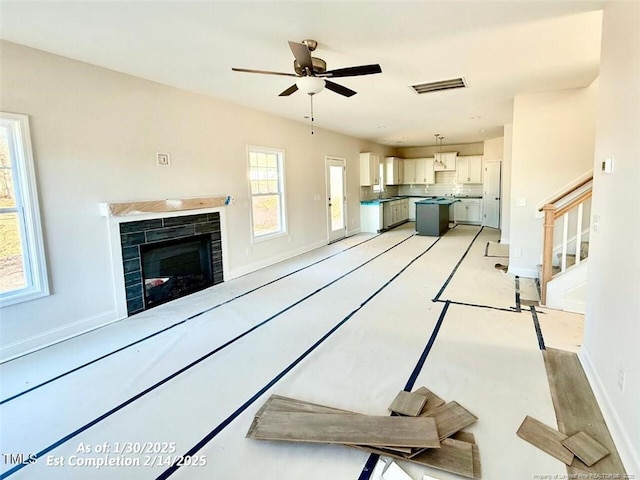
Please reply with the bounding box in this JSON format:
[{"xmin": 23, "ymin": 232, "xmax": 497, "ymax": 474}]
[
  {"xmin": 516, "ymin": 197, "xmax": 526, "ymax": 207},
  {"xmin": 157, "ymin": 153, "xmax": 171, "ymax": 166},
  {"xmin": 601, "ymin": 157, "xmax": 614, "ymax": 174}
]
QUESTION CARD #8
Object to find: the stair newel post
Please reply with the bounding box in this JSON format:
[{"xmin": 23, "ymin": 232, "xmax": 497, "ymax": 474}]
[{"xmin": 541, "ymin": 204, "xmax": 556, "ymax": 305}]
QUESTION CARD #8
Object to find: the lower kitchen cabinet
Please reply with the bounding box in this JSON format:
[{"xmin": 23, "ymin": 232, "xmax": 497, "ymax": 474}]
[{"xmin": 454, "ymin": 198, "xmax": 482, "ymax": 225}]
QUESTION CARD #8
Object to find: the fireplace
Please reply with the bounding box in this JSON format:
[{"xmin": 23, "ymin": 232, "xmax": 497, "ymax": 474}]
[
  {"xmin": 141, "ymin": 235, "xmax": 213, "ymax": 310},
  {"xmin": 119, "ymin": 212, "xmax": 223, "ymax": 315}
]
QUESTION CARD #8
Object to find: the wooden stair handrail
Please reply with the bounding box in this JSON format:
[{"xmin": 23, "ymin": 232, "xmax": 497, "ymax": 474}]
[
  {"xmin": 538, "ymin": 175, "xmax": 593, "ymax": 212},
  {"xmin": 553, "ymin": 189, "xmax": 593, "ymax": 219}
]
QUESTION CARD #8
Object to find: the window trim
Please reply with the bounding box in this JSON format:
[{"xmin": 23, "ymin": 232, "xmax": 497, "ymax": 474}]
[
  {"xmin": 247, "ymin": 145, "xmax": 287, "ymax": 243},
  {"xmin": 0, "ymin": 112, "xmax": 49, "ymax": 307}
]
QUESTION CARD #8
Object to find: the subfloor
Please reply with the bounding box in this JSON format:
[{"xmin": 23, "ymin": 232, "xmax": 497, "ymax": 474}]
[{"xmin": 0, "ymin": 224, "xmax": 604, "ymax": 479}]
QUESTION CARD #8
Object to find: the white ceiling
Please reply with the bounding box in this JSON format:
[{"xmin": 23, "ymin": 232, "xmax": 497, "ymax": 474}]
[{"xmin": 0, "ymin": 1, "xmax": 604, "ymax": 147}]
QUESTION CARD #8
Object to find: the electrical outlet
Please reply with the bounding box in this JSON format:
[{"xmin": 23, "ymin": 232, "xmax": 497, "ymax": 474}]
[
  {"xmin": 156, "ymin": 153, "xmax": 171, "ymax": 166},
  {"xmin": 618, "ymin": 365, "xmax": 625, "ymax": 392},
  {"xmin": 514, "ymin": 248, "xmax": 522, "ymax": 258}
]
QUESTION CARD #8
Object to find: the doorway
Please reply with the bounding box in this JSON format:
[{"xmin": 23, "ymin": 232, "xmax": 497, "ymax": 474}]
[
  {"xmin": 483, "ymin": 161, "xmax": 501, "ymax": 229},
  {"xmin": 326, "ymin": 157, "xmax": 346, "ymax": 243}
]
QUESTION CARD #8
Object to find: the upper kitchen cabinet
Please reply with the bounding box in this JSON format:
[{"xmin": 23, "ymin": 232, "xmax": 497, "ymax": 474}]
[
  {"xmin": 360, "ymin": 152, "xmax": 381, "ymax": 186},
  {"xmin": 385, "ymin": 157, "xmax": 404, "ymax": 185},
  {"xmin": 456, "ymin": 155, "xmax": 483, "ymax": 184},
  {"xmin": 433, "ymin": 152, "xmax": 457, "ymax": 171},
  {"xmin": 402, "ymin": 158, "xmax": 434, "ymax": 184}
]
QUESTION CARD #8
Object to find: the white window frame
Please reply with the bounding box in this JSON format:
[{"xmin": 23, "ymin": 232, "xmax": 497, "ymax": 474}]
[
  {"xmin": 247, "ymin": 145, "xmax": 287, "ymax": 242},
  {"xmin": 0, "ymin": 112, "xmax": 49, "ymax": 307}
]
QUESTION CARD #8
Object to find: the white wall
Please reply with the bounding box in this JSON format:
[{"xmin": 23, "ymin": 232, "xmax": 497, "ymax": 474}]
[
  {"xmin": 501, "ymin": 124, "xmax": 513, "ymax": 244},
  {"xmin": 581, "ymin": 2, "xmax": 640, "ymax": 474},
  {"xmin": 0, "ymin": 41, "xmax": 389, "ymax": 355},
  {"xmin": 482, "ymin": 136, "xmax": 503, "ymax": 161},
  {"xmin": 508, "ymin": 83, "xmax": 597, "ymax": 277}
]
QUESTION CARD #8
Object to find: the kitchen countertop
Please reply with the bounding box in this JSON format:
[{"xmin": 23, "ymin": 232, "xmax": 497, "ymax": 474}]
[
  {"xmin": 361, "ymin": 195, "xmax": 479, "ymax": 205},
  {"xmin": 416, "ymin": 197, "xmax": 460, "ymax": 205}
]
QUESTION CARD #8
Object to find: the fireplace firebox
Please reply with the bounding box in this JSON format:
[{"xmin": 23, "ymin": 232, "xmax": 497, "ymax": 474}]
[{"xmin": 141, "ymin": 235, "xmax": 213, "ymax": 309}]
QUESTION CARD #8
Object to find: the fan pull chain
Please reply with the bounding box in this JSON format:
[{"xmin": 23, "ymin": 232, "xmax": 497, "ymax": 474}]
[{"xmin": 310, "ymin": 94, "xmax": 315, "ymax": 135}]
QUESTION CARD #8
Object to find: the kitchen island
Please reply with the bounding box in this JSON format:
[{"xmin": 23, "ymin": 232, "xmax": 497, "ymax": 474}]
[{"xmin": 415, "ymin": 197, "xmax": 459, "ymax": 236}]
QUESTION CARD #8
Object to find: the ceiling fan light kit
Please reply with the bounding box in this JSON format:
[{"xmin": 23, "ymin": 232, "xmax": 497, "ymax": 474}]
[{"xmin": 296, "ymin": 76, "xmax": 326, "ymax": 95}]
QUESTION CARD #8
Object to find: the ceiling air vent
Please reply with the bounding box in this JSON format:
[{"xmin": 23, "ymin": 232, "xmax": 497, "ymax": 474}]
[{"xmin": 410, "ymin": 77, "xmax": 468, "ymax": 94}]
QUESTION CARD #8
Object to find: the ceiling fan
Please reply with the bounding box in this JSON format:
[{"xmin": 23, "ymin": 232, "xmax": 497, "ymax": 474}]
[{"xmin": 232, "ymin": 39, "xmax": 382, "ymax": 97}]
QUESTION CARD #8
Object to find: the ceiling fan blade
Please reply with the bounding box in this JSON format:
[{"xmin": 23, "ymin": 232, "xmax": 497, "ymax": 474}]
[
  {"xmin": 320, "ymin": 64, "xmax": 382, "ymax": 78},
  {"xmin": 232, "ymin": 67, "xmax": 298, "ymax": 77},
  {"xmin": 288, "ymin": 41, "xmax": 314, "ymax": 73},
  {"xmin": 325, "ymin": 80, "xmax": 357, "ymax": 97},
  {"xmin": 279, "ymin": 84, "xmax": 299, "ymax": 97}
]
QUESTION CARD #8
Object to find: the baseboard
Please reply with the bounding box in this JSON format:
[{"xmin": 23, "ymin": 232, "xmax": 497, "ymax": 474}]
[
  {"xmin": 0, "ymin": 310, "xmax": 120, "ymax": 363},
  {"xmin": 227, "ymin": 239, "xmax": 328, "ymax": 280},
  {"xmin": 346, "ymin": 227, "xmax": 361, "ymax": 236},
  {"xmin": 507, "ymin": 266, "xmax": 538, "ymax": 278},
  {"xmin": 578, "ymin": 347, "xmax": 640, "ymax": 475}
]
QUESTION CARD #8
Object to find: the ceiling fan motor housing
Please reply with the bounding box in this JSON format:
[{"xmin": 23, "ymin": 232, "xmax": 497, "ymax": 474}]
[{"xmin": 294, "ymin": 57, "xmax": 327, "ymax": 76}]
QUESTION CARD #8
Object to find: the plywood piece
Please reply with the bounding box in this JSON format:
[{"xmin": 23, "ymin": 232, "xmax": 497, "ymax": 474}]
[
  {"xmin": 389, "ymin": 390, "xmax": 428, "ymax": 416},
  {"xmin": 101, "ymin": 195, "xmax": 230, "ymax": 216},
  {"xmin": 423, "ymin": 401, "xmax": 478, "ymax": 440},
  {"xmin": 354, "ymin": 437, "xmax": 476, "ymax": 479},
  {"xmin": 516, "ymin": 415, "xmax": 574, "ymax": 465},
  {"xmin": 562, "ymin": 431, "xmax": 609, "ymax": 467},
  {"xmin": 250, "ymin": 410, "xmax": 440, "ymax": 448},
  {"xmin": 413, "ymin": 386, "xmax": 446, "ymax": 414},
  {"xmin": 543, "ymin": 348, "xmax": 626, "ymax": 475}
]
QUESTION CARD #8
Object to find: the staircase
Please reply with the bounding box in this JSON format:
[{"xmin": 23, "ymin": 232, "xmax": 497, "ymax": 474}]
[{"xmin": 539, "ymin": 173, "xmax": 593, "ymax": 312}]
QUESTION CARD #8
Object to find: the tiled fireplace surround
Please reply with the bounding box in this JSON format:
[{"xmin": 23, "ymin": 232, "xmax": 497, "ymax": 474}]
[
  {"xmin": 102, "ymin": 201, "xmax": 228, "ymax": 319},
  {"xmin": 120, "ymin": 213, "xmax": 223, "ymax": 315}
]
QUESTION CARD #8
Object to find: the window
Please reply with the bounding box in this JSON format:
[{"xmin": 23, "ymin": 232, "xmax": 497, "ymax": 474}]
[
  {"xmin": 0, "ymin": 113, "xmax": 48, "ymax": 306},
  {"xmin": 248, "ymin": 146, "xmax": 287, "ymax": 241}
]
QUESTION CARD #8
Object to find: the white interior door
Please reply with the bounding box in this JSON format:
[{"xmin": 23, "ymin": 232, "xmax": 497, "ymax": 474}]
[
  {"xmin": 483, "ymin": 161, "xmax": 501, "ymax": 229},
  {"xmin": 326, "ymin": 157, "xmax": 346, "ymax": 242}
]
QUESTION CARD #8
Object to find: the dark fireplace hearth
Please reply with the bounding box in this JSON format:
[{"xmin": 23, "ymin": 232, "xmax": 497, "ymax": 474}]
[{"xmin": 119, "ymin": 212, "xmax": 223, "ymax": 315}]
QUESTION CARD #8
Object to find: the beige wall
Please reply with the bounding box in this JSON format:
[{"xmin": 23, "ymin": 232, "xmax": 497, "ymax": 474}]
[
  {"xmin": 508, "ymin": 83, "xmax": 597, "ymax": 277},
  {"xmin": 396, "ymin": 142, "xmax": 483, "ymax": 159},
  {"xmin": 0, "ymin": 41, "xmax": 389, "ymax": 354},
  {"xmin": 583, "ymin": 1, "xmax": 640, "ymax": 473},
  {"xmin": 482, "ymin": 136, "xmax": 504, "ymax": 161}
]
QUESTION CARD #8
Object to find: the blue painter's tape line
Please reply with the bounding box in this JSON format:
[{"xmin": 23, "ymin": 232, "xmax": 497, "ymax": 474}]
[
  {"xmin": 0, "ymin": 233, "xmax": 409, "ymax": 479},
  {"xmin": 1, "ymin": 232, "xmax": 385, "ymax": 405},
  {"xmin": 155, "ymin": 236, "xmax": 443, "ymax": 479},
  {"xmin": 432, "ymin": 227, "xmax": 484, "ymax": 302}
]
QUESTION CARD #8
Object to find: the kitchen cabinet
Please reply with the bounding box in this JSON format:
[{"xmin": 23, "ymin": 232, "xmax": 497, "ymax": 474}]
[
  {"xmin": 360, "ymin": 203, "xmax": 383, "ymax": 232},
  {"xmin": 456, "ymin": 155, "xmax": 483, "ymax": 184},
  {"xmin": 402, "ymin": 158, "xmax": 434, "ymax": 184},
  {"xmin": 454, "ymin": 198, "xmax": 482, "ymax": 224},
  {"xmin": 385, "ymin": 157, "xmax": 404, "ymax": 185},
  {"xmin": 433, "ymin": 152, "xmax": 457, "ymax": 171},
  {"xmin": 383, "ymin": 198, "xmax": 409, "ymax": 229},
  {"xmin": 360, "ymin": 152, "xmax": 381, "ymax": 186}
]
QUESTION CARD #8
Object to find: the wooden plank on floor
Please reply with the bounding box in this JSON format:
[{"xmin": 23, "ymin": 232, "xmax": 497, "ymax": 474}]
[
  {"xmin": 413, "ymin": 386, "xmax": 446, "ymax": 414},
  {"xmin": 249, "ymin": 410, "xmax": 440, "ymax": 448},
  {"xmin": 562, "ymin": 431, "xmax": 610, "ymax": 467},
  {"xmin": 516, "ymin": 415, "xmax": 574, "ymax": 465},
  {"xmin": 389, "ymin": 390, "xmax": 428, "ymax": 416},
  {"xmin": 543, "ymin": 348, "xmax": 626, "ymax": 475},
  {"xmin": 354, "ymin": 437, "xmax": 477, "ymax": 479},
  {"xmin": 423, "ymin": 401, "xmax": 478, "ymax": 440}
]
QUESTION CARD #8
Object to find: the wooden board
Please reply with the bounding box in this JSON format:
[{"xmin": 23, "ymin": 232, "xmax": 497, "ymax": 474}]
[
  {"xmin": 389, "ymin": 390, "xmax": 428, "ymax": 416},
  {"xmin": 249, "ymin": 410, "xmax": 440, "ymax": 448},
  {"xmin": 516, "ymin": 415, "xmax": 574, "ymax": 465},
  {"xmin": 543, "ymin": 348, "xmax": 626, "ymax": 475},
  {"xmin": 354, "ymin": 437, "xmax": 478, "ymax": 479},
  {"xmin": 101, "ymin": 195, "xmax": 230, "ymax": 216},
  {"xmin": 413, "ymin": 386, "xmax": 446, "ymax": 414},
  {"xmin": 562, "ymin": 431, "xmax": 610, "ymax": 467},
  {"xmin": 423, "ymin": 401, "xmax": 478, "ymax": 440}
]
